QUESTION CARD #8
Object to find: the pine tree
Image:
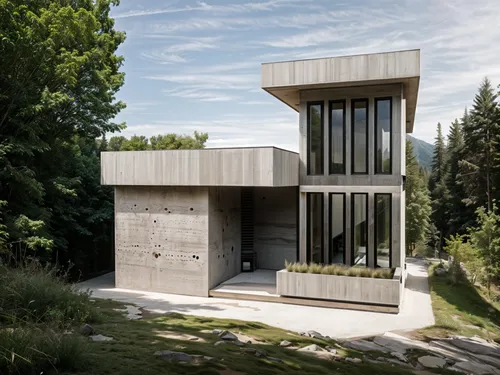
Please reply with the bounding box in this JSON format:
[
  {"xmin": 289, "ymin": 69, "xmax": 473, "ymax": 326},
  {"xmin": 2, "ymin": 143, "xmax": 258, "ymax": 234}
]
[
  {"xmin": 428, "ymin": 123, "xmax": 449, "ymax": 251},
  {"xmin": 444, "ymin": 118, "xmax": 472, "ymax": 236},
  {"xmin": 406, "ymin": 140, "xmax": 432, "ymax": 255},
  {"xmin": 461, "ymin": 78, "xmax": 499, "ymax": 211}
]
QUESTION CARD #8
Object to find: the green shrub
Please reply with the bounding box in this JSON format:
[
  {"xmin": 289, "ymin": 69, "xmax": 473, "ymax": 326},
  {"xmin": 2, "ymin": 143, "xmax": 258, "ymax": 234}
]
[
  {"xmin": 284, "ymin": 262, "xmax": 395, "ymax": 279},
  {"xmin": 0, "ymin": 326, "xmax": 88, "ymax": 374},
  {"xmin": 0, "ymin": 263, "xmax": 97, "ymax": 326}
]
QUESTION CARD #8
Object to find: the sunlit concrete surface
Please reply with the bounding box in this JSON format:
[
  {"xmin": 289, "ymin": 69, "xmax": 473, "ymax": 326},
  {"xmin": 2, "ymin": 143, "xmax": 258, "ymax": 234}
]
[{"xmin": 78, "ymin": 258, "xmax": 434, "ymax": 339}]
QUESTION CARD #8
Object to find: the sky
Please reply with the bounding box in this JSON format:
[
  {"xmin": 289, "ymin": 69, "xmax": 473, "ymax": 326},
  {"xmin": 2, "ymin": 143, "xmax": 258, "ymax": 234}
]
[{"xmin": 110, "ymin": 0, "xmax": 500, "ymax": 150}]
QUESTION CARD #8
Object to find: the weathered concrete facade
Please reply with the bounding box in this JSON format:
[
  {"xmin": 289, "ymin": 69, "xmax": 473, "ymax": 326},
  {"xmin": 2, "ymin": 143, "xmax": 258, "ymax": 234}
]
[{"xmin": 104, "ymin": 50, "xmax": 420, "ymax": 306}]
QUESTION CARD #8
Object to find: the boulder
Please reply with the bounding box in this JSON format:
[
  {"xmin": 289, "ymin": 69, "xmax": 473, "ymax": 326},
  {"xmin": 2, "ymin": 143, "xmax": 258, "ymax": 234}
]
[
  {"xmin": 215, "ymin": 341, "xmax": 227, "ymax": 346},
  {"xmin": 344, "ymin": 339, "xmax": 389, "ymax": 353},
  {"xmin": 374, "ymin": 332, "xmax": 429, "ymax": 353},
  {"xmin": 448, "ymin": 336, "xmax": 500, "ymax": 358},
  {"xmin": 298, "ymin": 344, "xmax": 322, "ymax": 352},
  {"xmin": 90, "ymin": 334, "xmax": 114, "ymax": 342},
  {"xmin": 345, "ymin": 357, "xmax": 362, "ymax": 364},
  {"xmin": 80, "ymin": 324, "xmax": 95, "ymax": 336},
  {"xmin": 212, "ymin": 329, "xmax": 222, "ymax": 335},
  {"xmin": 307, "ymin": 330, "xmax": 324, "ymax": 339},
  {"xmin": 280, "ymin": 340, "xmax": 292, "ymax": 348},
  {"xmin": 449, "ymin": 360, "xmax": 500, "ymax": 375},
  {"xmin": 417, "ymin": 356, "xmax": 446, "ymax": 369},
  {"xmin": 219, "ymin": 331, "xmax": 238, "ymax": 341},
  {"xmin": 325, "ymin": 346, "xmax": 337, "ymax": 354},
  {"xmin": 391, "ymin": 351, "xmax": 408, "ymax": 362},
  {"xmin": 154, "ymin": 350, "xmax": 193, "ymax": 363}
]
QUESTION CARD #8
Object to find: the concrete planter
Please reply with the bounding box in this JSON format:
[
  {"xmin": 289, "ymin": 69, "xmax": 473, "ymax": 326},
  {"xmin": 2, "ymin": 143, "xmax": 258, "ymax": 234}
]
[{"xmin": 276, "ymin": 268, "xmax": 402, "ymax": 306}]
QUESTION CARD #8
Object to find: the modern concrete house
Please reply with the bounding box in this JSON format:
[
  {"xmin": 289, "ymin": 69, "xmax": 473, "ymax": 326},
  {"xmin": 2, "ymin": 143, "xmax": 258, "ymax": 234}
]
[{"xmin": 101, "ymin": 49, "xmax": 420, "ymax": 311}]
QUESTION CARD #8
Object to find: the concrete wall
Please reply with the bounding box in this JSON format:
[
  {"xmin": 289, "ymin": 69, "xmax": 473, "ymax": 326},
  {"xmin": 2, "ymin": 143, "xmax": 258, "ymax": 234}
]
[
  {"xmin": 114, "ymin": 186, "xmax": 210, "ymax": 296},
  {"xmin": 208, "ymin": 187, "xmax": 242, "ymax": 289},
  {"xmin": 253, "ymin": 187, "xmax": 297, "ymax": 270},
  {"xmin": 101, "ymin": 147, "xmax": 299, "ymax": 187}
]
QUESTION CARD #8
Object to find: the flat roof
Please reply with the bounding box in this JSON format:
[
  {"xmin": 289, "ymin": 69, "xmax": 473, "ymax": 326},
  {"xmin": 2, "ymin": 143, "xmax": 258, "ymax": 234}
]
[
  {"xmin": 101, "ymin": 147, "xmax": 298, "ymax": 187},
  {"xmin": 261, "ymin": 49, "xmax": 420, "ymax": 133}
]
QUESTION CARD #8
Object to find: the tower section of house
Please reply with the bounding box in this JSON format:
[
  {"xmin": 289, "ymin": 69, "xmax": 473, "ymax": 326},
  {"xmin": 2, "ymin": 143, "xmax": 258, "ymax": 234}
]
[{"xmin": 262, "ymin": 50, "xmax": 420, "ymax": 271}]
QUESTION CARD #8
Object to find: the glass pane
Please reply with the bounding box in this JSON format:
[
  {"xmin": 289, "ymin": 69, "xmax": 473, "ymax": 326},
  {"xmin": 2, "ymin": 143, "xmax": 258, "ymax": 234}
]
[
  {"xmin": 376, "ymin": 194, "xmax": 391, "ymax": 268},
  {"xmin": 352, "ymin": 100, "xmax": 367, "ymax": 173},
  {"xmin": 308, "ymin": 193, "xmax": 323, "ymax": 263},
  {"xmin": 330, "ymin": 102, "xmax": 344, "ymax": 174},
  {"xmin": 353, "ymin": 194, "xmax": 367, "ymax": 266},
  {"xmin": 376, "ymin": 99, "xmax": 392, "ymax": 174},
  {"xmin": 308, "ymin": 103, "xmax": 323, "ymax": 175},
  {"xmin": 330, "ymin": 194, "xmax": 345, "ymax": 264}
]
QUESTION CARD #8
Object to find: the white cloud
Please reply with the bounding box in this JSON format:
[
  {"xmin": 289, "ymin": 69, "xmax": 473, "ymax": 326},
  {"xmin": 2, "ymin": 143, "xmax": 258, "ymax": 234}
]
[
  {"xmin": 144, "ymin": 73, "xmax": 260, "ymax": 90},
  {"xmin": 140, "ymin": 51, "xmax": 187, "ymax": 64},
  {"xmin": 163, "ymin": 88, "xmax": 238, "ymax": 102}
]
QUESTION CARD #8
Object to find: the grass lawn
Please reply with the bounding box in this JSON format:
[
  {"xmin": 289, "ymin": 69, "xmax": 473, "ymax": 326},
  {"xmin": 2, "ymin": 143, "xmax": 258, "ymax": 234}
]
[
  {"xmin": 417, "ymin": 264, "xmax": 500, "ymax": 343},
  {"xmin": 57, "ymin": 299, "xmax": 416, "ymax": 375}
]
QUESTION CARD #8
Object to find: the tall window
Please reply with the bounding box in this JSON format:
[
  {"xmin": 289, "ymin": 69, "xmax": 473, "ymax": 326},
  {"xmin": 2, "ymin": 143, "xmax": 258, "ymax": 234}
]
[
  {"xmin": 307, "ymin": 102, "xmax": 324, "ymax": 175},
  {"xmin": 375, "ymin": 194, "xmax": 391, "ymax": 268},
  {"xmin": 329, "ymin": 101, "xmax": 345, "ymax": 174},
  {"xmin": 352, "ymin": 193, "xmax": 368, "ymax": 266},
  {"xmin": 375, "ymin": 98, "xmax": 392, "ymax": 174},
  {"xmin": 307, "ymin": 193, "xmax": 324, "ymax": 263},
  {"xmin": 329, "ymin": 194, "xmax": 345, "ymax": 264},
  {"xmin": 352, "ymin": 99, "xmax": 368, "ymax": 174}
]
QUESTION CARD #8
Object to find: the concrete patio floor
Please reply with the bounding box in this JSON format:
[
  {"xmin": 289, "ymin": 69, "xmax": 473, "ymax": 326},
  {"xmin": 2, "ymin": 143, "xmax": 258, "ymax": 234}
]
[{"xmin": 78, "ymin": 258, "xmax": 435, "ymax": 339}]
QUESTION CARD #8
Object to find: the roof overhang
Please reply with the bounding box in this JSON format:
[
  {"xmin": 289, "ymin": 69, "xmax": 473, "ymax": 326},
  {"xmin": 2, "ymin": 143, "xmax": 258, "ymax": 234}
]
[
  {"xmin": 101, "ymin": 147, "xmax": 299, "ymax": 187},
  {"xmin": 261, "ymin": 49, "xmax": 420, "ymax": 133}
]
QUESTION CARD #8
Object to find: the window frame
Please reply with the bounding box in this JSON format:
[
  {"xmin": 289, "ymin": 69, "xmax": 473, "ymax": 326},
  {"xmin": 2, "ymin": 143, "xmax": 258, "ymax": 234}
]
[
  {"xmin": 351, "ymin": 193, "xmax": 369, "ymax": 267},
  {"xmin": 375, "ymin": 97, "xmax": 393, "ymax": 175},
  {"xmin": 306, "ymin": 192, "xmax": 324, "ymax": 264},
  {"xmin": 307, "ymin": 101, "xmax": 324, "ymax": 176},
  {"xmin": 374, "ymin": 193, "xmax": 392, "ymax": 268},
  {"xmin": 329, "ymin": 193, "xmax": 346, "ymax": 264},
  {"xmin": 351, "ymin": 99, "xmax": 369, "ymax": 175},
  {"xmin": 328, "ymin": 100, "xmax": 346, "ymax": 175}
]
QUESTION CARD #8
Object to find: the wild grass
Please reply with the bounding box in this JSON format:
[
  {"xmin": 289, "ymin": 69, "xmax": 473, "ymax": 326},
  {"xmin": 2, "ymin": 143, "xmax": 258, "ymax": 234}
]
[
  {"xmin": 0, "ymin": 263, "xmax": 97, "ymax": 326},
  {"xmin": 285, "ymin": 261, "xmax": 394, "ymax": 279},
  {"xmin": 0, "ymin": 262, "xmax": 97, "ymax": 374}
]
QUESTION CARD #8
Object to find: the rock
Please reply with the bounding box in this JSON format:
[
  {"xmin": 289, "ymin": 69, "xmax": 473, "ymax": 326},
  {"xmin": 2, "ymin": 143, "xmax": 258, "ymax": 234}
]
[
  {"xmin": 391, "ymin": 351, "xmax": 408, "ymax": 362},
  {"xmin": 154, "ymin": 350, "xmax": 193, "ymax": 363},
  {"xmin": 475, "ymin": 354, "xmax": 500, "ymax": 368},
  {"xmin": 189, "ymin": 337, "xmax": 199, "ymax": 341},
  {"xmin": 203, "ymin": 356, "xmax": 214, "ymax": 361},
  {"xmin": 450, "ymin": 360, "xmax": 500, "ymax": 375},
  {"xmin": 307, "ymin": 330, "xmax": 324, "ymax": 339},
  {"xmin": 325, "ymin": 346, "xmax": 337, "ymax": 354},
  {"xmin": 90, "ymin": 334, "xmax": 114, "ymax": 342},
  {"xmin": 255, "ymin": 350, "xmax": 267, "ymax": 358},
  {"xmin": 379, "ymin": 357, "xmax": 413, "ymax": 368},
  {"xmin": 80, "ymin": 324, "xmax": 95, "ymax": 336},
  {"xmin": 428, "ymin": 340, "xmax": 470, "ymax": 362},
  {"xmin": 373, "ymin": 332, "xmax": 429, "ymax": 353},
  {"xmin": 215, "ymin": 339, "xmax": 244, "ymax": 347},
  {"xmin": 280, "ymin": 340, "xmax": 292, "ymax": 347},
  {"xmin": 417, "ymin": 356, "xmax": 447, "ymax": 369},
  {"xmin": 344, "ymin": 339, "xmax": 390, "ymax": 353},
  {"xmin": 219, "ymin": 331, "xmax": 238, "ymax": 341},
  {"xmin": 215, "ymin": 341, "xmax": 227, "ymax": 346},
  {"xmin": 434, "ymin": 268, "xmax": 447, "ymax": 276},
  {"xmin": 448, "ymin": 335, "xmax": 500, "ymax": 358},
  {"xmin": 345, "ymin": 357, "xmax": 362, "ymax": 364},
  {"xmin": 213, "ymin": 329, "xmax": 222, "ymax": 335},
  {"xmin": 243, "ymin": 348, "xmax": 257, "ymax": 354},
  {"xmin": 298, "ymin": 344, "xmax": 322, "ymax": 352}
]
